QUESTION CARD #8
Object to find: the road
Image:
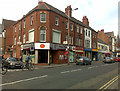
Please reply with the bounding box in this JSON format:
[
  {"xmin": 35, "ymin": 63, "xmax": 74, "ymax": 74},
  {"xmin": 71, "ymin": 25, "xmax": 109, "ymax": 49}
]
[{"xmin": 1, "ymin": 61, "xmax": 120, "ymax": 91}]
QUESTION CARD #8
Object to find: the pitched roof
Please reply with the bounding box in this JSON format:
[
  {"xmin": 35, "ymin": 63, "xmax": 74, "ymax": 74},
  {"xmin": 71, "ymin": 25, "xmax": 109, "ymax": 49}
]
[
  {"xmin": 98, "ymin": 38, "xmax": 108, "ymax": 45},
  {"xmin": 2, "ymin": 19, "xmax": 16, "ymax": 30}
]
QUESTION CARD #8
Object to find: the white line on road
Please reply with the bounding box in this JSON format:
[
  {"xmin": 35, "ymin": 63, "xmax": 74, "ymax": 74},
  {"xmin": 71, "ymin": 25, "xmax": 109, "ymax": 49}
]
[
  {"xmin": 0, "ymin": 75, "xmax": 48, "ymax": 86},
  {"xmin": 61, "ymin": 71, "xmax": 70, "ymax": 74},
  {"xmin": 88, "ymin": 67, "xmax": 93, "ymax": 69}
]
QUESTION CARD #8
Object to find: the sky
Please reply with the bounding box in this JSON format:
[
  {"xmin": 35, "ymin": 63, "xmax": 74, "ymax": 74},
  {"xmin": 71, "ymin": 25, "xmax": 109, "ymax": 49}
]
[{"xmin": 0, "ymin": 0, "xmax": 119, "ymax": 36}]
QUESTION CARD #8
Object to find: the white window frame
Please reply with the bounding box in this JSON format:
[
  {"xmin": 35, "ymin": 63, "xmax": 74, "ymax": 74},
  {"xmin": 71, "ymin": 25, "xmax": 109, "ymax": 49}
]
[
  {"xmin": 40, "ymin": 28, "xmax": 46, "ymax": 42},
  {"xmin": 77, "ymin": 25, "xmax": 79, "ymax": 33},
  {"xmin": 55, "ymin": 16, "xmax": 59, "ymax": 26},
  {"xmin": 14, "ymin": 37, "xmax": 16, "ymax": 45},
  {"xmin": 52, "ymin": 29, "xmax": 61, "ymax": 44},
  {"xmin": 19, "ymin": 36, "xmax": 21, "ymax": 42},
  {"xmin": 40, "ymin": 13, "xmax": 46, "ymax": 23},
  {"xmin": 31, "ymin": 16, "xmax": 33, "ymax": 25},
  {"xmin": 66, "ymin": 21, "xmax": 68, "ymax": 29},
  {"xmin": 23, "ymin": 34, "xmax": 26, "ymax": 44},
  {"xmin": 24, "ymin": 20, "xmax": 26, "ymax": 28},
  {"xmin": 29, "ymin": 29, "xmax": 34, "ymax": 43},
  {"xmin": 81, "ymin": 27, "xmax": 83, "ymax": 34},
  {"xmin": 70, "ymin": 23, "xmax": 73, "ymax": 31}
]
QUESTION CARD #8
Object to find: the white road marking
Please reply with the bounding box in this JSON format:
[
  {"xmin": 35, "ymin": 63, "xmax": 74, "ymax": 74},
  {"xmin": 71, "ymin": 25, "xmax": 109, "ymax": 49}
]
[
  {"xmin": 0, "ymin": 75, "xmax": 48, "ymax": 86},
  {"xmin": 71, "ymin": 69, "xmax": 78, "ymax": 72},
  {"xmin": 88, "ymin": 67, "xmax": 93, "ymax": 69},
  {"xmin": 61, "ymin": 71, "xmax": 70, "ymax": 74}
]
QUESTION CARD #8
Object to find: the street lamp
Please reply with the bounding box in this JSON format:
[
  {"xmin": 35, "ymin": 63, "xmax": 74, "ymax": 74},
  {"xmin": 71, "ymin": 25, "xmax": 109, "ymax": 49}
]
[{"xmin": 67, "ymin": 8, "xmax": 78, "ymax": 65}]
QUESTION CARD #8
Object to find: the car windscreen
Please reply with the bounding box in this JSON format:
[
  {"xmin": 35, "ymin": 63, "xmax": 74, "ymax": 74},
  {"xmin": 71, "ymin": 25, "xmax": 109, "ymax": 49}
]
[{"xmin": 106, "ymin": 57, "xmax": 110, "ymax": 59}]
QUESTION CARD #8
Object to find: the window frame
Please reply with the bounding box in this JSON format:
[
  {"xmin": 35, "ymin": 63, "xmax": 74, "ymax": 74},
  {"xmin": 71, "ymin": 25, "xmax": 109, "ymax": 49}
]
[
  {"xmin": 40, "ymin": 27, "xmax": 46, "ymax": 42},
  {"xmin": 23, "ymin": 34, "xmax": 26, "ymax": 44},
  {"xmin": 31, "ymin": 16, "xmax": 33, "ymax": 26},
  {"xmin": 24, "ymin": 20, "xmax": 26, "ymax": 28},
  {"xmin": 40, "ymin": 13, "xmax": 46, "ymax": 23},
  {"xmin": 77, "ymin": 25, "xmax": 79, "ymax": 33},
  {"xmin": 55, "ymin": 16, "xmax": 59, "ymax": 26}
]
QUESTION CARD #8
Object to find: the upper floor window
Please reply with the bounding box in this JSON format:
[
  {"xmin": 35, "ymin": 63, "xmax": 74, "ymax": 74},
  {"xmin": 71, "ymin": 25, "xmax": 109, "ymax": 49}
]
[
  {"xmin": 29, "ymin": 29, "xmax": 34, "ymax": 43},
  {"xmin": 66, "ymin": 21, "xmax": 68, "ymax": 29},
  {"xmin": 70, "ymin": 24, "xmax": 73, "ymax": 31},
  {"xmin": 19, "ymin": 36, "xmax": 21, "ymax": 42},
  {"xmin": 40, "ymin": 13, "xmax": 46, "ymax": 23},
  {"xmin": 55, "ymin": 16, "xmax": 59, "ymax": 26},
  {"xmin": 24, "ymin": 20, "xmax": 26, "ymax": 28},
  {"xmin": 19, "ymin": 23, "xmax": 21, "ymax": 31},
  {"xmin": 86, "ymin": 30, "xmax": 87, "ymax": 36},
  {"xmin": 88, "ymin": 31, "xmax": 90, "ymax": 37},
  {"xmin": 31, "ymin": 16, "xmax": 33, "ymax": 25},
  {"xmin": 53, "ymin": 29, "xmax": 61, "ymax": 43},
  {"xmin": 14, "ymin": 37, "xmax": 16, "ymax": 45},
  {"xmin": 81, "ymin": 27, "xmax": 83, "ymax": 34},
  {"xmin": 23, "ymin": 34, "xmax": 26, "ymax": 43},
  {"xmin": 77, "ymin": 25, "xmax": 79, "ymax": 33},
  {"xmin": 15, "ymin": 26, "xmax": 16, "ymax": 33},
  {"xmin": 40, "ymin": 27, "xmax": 46, "ymax": 42}
]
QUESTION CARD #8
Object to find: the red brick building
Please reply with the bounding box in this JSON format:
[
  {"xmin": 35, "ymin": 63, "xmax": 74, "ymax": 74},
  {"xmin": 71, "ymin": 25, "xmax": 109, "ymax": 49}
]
[
  {"xmin": 1, "ymin": 19, "xmax": 16, "ymax": 58},
  {"xmin": 11, "ymin": 1, "xmax": 98, "ymax": 64}
]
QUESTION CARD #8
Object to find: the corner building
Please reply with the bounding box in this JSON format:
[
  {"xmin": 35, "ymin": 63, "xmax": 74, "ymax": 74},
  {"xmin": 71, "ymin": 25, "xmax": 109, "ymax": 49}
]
[{"xmin": 12, "ymin": 1, "xmax": 97, "ymax": 64}]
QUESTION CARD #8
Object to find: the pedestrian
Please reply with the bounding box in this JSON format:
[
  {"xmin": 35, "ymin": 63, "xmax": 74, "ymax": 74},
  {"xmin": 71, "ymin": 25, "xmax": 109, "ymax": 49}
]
[
  {"xmin": 20, "ymin": 56, "xmax": 22, "ymax": 62},
  {"xmin": 25, "ymin": 54, "xmax": 31, "ymax": 69}
]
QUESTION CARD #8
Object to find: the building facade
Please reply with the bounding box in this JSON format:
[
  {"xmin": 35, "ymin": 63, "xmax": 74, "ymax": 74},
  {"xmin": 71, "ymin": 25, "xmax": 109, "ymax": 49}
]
[{"xmin": 12, "ymin": 2, "xmax": 86, "ymax": 64}]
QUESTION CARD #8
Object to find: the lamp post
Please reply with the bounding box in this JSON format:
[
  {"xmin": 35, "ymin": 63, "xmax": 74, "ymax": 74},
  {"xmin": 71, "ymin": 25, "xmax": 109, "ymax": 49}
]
[{"xmin": 67, "ymin": 8, "xmax": 78, "ymax": 65}]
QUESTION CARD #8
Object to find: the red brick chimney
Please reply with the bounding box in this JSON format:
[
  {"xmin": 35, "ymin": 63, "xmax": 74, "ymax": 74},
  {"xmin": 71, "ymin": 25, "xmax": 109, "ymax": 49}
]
[
  {"xmin": 38, "ymin": 0, "xmax": 43, "ymax": 5},
  {"xmin": 65, "ymin": 5, "xmax": 72, "ymax": 17},
  {"xmin": 82, "ymin": 16, "xmax": 89, "ymax": 26}
]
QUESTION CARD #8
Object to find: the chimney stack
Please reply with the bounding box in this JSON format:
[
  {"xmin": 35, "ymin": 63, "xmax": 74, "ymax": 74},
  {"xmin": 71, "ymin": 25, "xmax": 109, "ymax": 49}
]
[
  {"xmin": 82, "ymin": 16, "xmax": 89, "ymax": 26},
  {"xmin": 65, "ymin": 5, "xmax": 72, "ymax": 17},
  {"xmin": 38, "ymin": 0, "xmax": 43, "ymax": 5}
]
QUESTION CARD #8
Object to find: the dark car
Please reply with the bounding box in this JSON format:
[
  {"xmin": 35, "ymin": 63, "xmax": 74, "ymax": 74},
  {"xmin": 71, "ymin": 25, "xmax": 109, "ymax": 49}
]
[
  {"xmin": 114, "ymin": 57, "xmax": 120, "ymax": 62},
  {"xmin": 4, "ymin": 57, "xmax": 23, "ymax": 68},
  {"xmin": 76, "ymin": 56, "xmax": 92, "ymax": 65},
  {"xmin": 103, "ymin": 57, "xmax": 115, "ymax": 63}
]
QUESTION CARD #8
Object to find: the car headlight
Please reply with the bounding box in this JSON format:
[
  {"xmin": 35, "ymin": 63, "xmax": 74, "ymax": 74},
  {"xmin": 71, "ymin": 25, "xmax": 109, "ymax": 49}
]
[{"xmin": 10, "ymin": 62, "xmax": 14, "ymax": 65}]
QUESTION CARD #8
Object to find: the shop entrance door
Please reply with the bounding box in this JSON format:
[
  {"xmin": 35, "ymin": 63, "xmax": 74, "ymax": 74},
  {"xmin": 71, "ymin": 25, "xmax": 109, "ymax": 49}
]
[{"xmin": 38, "ymin": 50, "xmax": 48, "ymax": 63}]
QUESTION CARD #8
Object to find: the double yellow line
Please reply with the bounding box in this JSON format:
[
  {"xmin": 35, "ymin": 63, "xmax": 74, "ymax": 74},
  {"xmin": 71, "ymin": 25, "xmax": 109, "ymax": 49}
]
[{"xmin": 98, "ymin": 75, "xmax": 119, "ymax": 91}]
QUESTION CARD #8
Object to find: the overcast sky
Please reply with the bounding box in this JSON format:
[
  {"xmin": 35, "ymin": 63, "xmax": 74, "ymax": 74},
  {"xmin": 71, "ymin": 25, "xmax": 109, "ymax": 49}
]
[{"xmin": 0, "ymin": 0, "xmax": 119, "ymax": 36}]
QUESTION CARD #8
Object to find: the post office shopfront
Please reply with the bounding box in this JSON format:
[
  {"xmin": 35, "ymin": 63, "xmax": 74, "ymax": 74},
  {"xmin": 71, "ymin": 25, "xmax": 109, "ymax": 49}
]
[{"xmin": 34, "ymin": 43, "xmax": 76, "ymax": 64}]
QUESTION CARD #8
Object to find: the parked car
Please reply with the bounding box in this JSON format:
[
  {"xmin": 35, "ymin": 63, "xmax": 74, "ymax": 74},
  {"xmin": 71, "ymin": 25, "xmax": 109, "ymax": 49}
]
[
  {"xmin": 103, "ymin": 57, "xmax": 115, "ymax": 63},
  {"xmin": 4, "ymin": 57, "xmax": 23, "ymax": 68},
  {"xmin": 114, "ymin": 57, "xmax": 120, "ymax": 62},
  {"xmin": 76, "ymin": 56, "xmax": 92, "ymax": 65}
]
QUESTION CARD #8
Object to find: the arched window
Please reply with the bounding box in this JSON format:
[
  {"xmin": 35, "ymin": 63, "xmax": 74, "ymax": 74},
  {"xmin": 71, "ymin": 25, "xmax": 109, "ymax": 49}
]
[{"xmin": 40, "ymin": 27, "xmax": 46, "ymax": 42}]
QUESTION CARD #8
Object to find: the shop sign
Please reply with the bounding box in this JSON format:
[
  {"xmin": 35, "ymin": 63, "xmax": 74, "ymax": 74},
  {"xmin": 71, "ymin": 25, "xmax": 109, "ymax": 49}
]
[
  {"xmin": 21, "ymin": 45, "xmax": 23, "ymax": 50},
  {"xmin": 35, "ymin": 43, "xmax": 50, "ymax": 49},
  {"xmin": 72, "ymin": 46, "xmax": 76, "ymax": 51},
  {"xmin": 50, "ymin": 44, "xmax": 66, "ymax": 50},
  {"xmin": 84, "ymin": 48, "xmax": 92, "ymax": 51},
  {"xmin": 92, "ymin": 49, "xmax": 98, "ymax": 52},
  {"xmin": 23, "ymin": 44, "xmax": 31, "ymax": 50}
]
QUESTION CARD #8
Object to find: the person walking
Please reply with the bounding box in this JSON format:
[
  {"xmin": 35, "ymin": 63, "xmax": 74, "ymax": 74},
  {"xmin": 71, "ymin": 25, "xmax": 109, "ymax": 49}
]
[{"xmin": 25, "ymin": 54, "xmax": 31, "ymax": 69}]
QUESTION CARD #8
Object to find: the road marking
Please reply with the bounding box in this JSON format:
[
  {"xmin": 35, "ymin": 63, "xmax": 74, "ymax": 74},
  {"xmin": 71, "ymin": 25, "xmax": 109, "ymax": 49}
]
[
  {"xmin": 88, "ymin": 67, "xmax": 93, "ymax": 69},
  {"xmin": 98, "ymin": 75, "xmax": 119, "ymax": 90},
  {"xmin": 61, "ymin": 71, "xmax": 70, "ymax": 74},
  {"xmin": 0, "ymin": 75, "xmax": 48, "ymax": 86}
]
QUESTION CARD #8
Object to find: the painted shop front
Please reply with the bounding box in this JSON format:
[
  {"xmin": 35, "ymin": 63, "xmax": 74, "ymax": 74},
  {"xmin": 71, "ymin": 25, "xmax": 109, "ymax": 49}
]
[
  {"xmin": 34, "ymin": 43, "xmax": 76, "ymax": 64},
  {"xmin": 84, "ymin": 48, "xmax": 92, "ymax": 59},
  {"xmin": 92, "ymin": 49, "xmax": 98, "ymax": 61},
  {"xmin": 21, "ymin": 43, "xmax": 35, "ymax": 63}
]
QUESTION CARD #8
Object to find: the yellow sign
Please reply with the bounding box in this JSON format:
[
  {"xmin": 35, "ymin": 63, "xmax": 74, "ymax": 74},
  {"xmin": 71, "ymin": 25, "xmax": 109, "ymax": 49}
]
[{"xmin": 92, "ymin": 49, "xmax": 98, "ymax": 52}]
